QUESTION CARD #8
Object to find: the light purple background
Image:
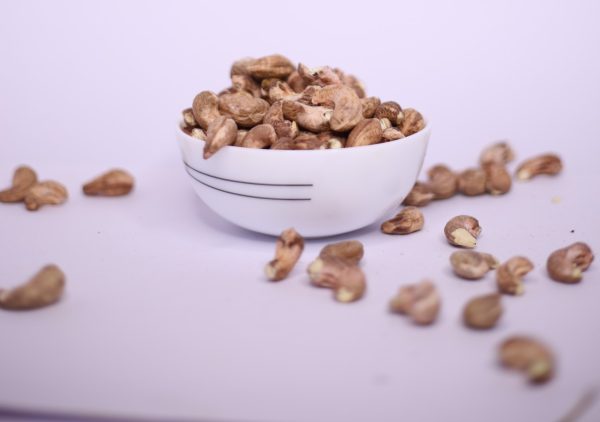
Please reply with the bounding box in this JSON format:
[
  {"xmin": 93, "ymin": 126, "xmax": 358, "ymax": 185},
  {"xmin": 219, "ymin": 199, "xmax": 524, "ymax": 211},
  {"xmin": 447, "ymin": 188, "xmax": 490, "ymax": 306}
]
[{"xmin": 1, "ymin": 1, "xmax": 600, "ymax": 421}]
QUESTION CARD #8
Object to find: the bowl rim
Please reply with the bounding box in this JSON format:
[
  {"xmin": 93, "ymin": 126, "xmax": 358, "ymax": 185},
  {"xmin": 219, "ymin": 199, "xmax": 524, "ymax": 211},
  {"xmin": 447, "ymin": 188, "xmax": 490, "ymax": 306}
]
[{"xmin": 177, "ymin": 115, "xmax": 430, "ymax": 154}]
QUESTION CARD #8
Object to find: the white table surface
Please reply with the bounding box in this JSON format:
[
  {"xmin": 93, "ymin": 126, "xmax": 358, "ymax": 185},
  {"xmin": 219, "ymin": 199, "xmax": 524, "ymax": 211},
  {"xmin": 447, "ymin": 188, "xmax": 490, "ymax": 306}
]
[{"xmin": 1, "ymin": 1, "xmax": 600, "ymax": 421}]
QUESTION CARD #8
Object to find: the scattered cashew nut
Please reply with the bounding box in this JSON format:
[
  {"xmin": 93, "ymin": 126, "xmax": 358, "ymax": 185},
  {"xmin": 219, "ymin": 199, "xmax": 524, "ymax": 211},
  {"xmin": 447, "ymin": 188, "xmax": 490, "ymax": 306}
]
[
  {"xmin": 83, "ymin": 169, "xmax": 134, "ymax": 197},
  {"xmin": 444, "ymin": 215, "xmax": 481, "ymax": 248},
  {"xmin": 0, "ymin": 166, "xmax": 38, "ymax": 203},
  {"xmin": 547, "ymin": 242, "xmax": 594, "ymax": 283},
  {"xmin": 0, "ymin": 264, "xmax": 65, "ymax": 310},
  {"xmin": 265, "ymin": 228, "xmax": 304, "ymax": 281},
  {"xmin": 389, "ymin": 280, "xmax": 440, "ymax": 325},
  {"xmin": 496, "ymin": 256, "xmax": 534, "ymax": 295}
]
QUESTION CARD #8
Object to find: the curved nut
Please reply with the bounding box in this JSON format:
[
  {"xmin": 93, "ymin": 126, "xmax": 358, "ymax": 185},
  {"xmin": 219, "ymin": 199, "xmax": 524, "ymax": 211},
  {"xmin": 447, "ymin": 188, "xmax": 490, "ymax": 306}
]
[
  {"xmin": 245, "ymin": 54, "xmax": 294, "ymax": 79},
  {"xmin": 83, "ymin": 169, "xmax": 134, "ymax": 196},
  {"xmin": 240, "ymin": 124, "xmax": 277, "ymax": 149},
  {"xmin": 265, "ymin": 228, "xmax": 304, "ymax": 281},
  {"xmin": 263, "ymin": 101, "xmax": 298, "ymax": 139},
  {"xmin": 24, "ymin": 181, "xmax": 68, "ymax": 211},
  {"xmin": 230, "ymin": 57, "xmax": 255, "ymax": 76},
  {"xmin": 292, "ymin": 133, "xmax": 328, "ymax": 150},
  {"xmin": 389, "ymin": 280, "xmax": 440, "ymax": 325},
  {"xmin": 231, "ymin": 74, "xmax": 261, "ymax": 97},
  {"xmin": 219, "ymin": 92, "xmax": 270, "ymax": 128},
  {"xmin": 444, "ymin": 215, "xmax": 481, "ymax": 248},
  {"xmin": 399, "ymin": 108, "xmax": 425, "ymax": 136},
  {"xmin": 346, "ymin": 118, "xmax": 383, "ymax": 147},
  {"xmin": 427, "ymin": 164, "xmax": 458, "ymax": 199},
  {"xmin": 192, "ymin": 91, "xmax": 221, "ymax": 130},
  {"xmin": 311, "ymin": 85, "xmax": 363, "ymax": 132},
  {"xmin": 191, "ymin": 128, "xmax": 207, "ymax": 141},
  {"xmin": 382, "ymin": 127, "xmax": 405, "ymax": 142},
  {"xmin": 463, "ymin": 293, "xmax": 503, "ymax": 329},
  {"xmin": 182, "ymin": 108, "xmax": 198, "ymax": 128},
  {"xmin": 307, "ymin": 257, "xmax": 366, "ymax": 303},
  {"xmin": 0, "ymin": 264, "xmax": 65, "ymax": 310},
  {"xmin": 266, "ymin": 80, "xmax": 301, "ymax": 103},
  {"xmin": 271, "ymin": 137, "xmax": 296, "ymax": 150},
  {"xmin": 234, "ymin": 130, "xmax": 248, "ymax": 147},
  {"xmin": 297, "ymin": 64, "xmax": 342, "ymax": 87},
  {"xmin": 499, "ymin": 336, "xmax": 554, "ymax": 384},
  {"xmin": 333, "ymin": 68, "xmax": 366, "ymax": 98},
  {"xmin": 516, "ymin": 153, "xmax": 563, "ymax": 180},
  {"xmin": 282, "ymin": 100, "xmax": 332, "ymax": 132},
  {"xmin": 361, "ymin": 97, "xmax": 381, "ymax": 118},
  {"xmin": 450, "ymin": 251, "xmax": 499, "ymax": 280},
  {"xmin": 317, "ymin": 132, "xmax": 346, "ymax": 149},
  {"xmin": 483, "ymin": 163, "xmax": 511, "ymax": 195},
  {"xmin": 381, "ymin": 206, "xmax": 424, "ymax": 235},
  {"xmin": 319, "ymin": 240, "xmax": 364, "ymax": 265},
  {"xmin": 457, "ymin": 168, "xmax": 487, "ymax": 196},
  {"xmin": 0, "ymin": 166, "xmax": 38, "ymax": 203},
  {"xmin": 547, "ymin": 242, "xmax": 594, "ymax": 283},
  {"xmin": 402, "ymin": 182, "xmax": 434, "ymax": 207},
  {"xmin": 480, "ymin": 141, "xmax": 515, "ymax": 165},
  {"xmin": 497, "ymin": 256, "xmax": 534, "ymax": 295},
  {"xmin": 379, "ymin": 118, "xmax": 392, "ymax": 130},
  {"xmin": 374, "ymin": 101, "xmax": 403, "ymax": 126},
  {"xmin": 204, "ymin": 116, "xmax": 238, "ymax": 159},
  {"xmin": 286, "ymin": 70, "xmax": 307, "ymax": 93}
]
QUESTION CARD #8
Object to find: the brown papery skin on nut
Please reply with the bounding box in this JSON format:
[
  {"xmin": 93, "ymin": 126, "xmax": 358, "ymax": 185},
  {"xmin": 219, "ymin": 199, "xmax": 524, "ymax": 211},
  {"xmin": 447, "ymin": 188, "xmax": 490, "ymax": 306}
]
[
  {"xmin": 204, "ymin": 116, "xmax": 238, "ymax": 159},
  {"xmin": 0, "ymin": 264, "xmax": 65, "ymax": 310},
  {"xmin": 480, "ymin": 141, "xmax": 515, "ymax": 165},
  {"xmin": 307, "ymin": 257, "xmax": 366, "ymax": 303},
  {"xmin": 0, "ymin": 166, "xmax": 38, "ymax": 203},
  {"xmin": 182, "ymin": 108, "xmax": 198, "ymax": 128},
  {"xmin": 361, "ymin": 97, "xmax": 381, "ymax": 118},
  {"xmin": 399, "ymin": 108, "xmax": 425, "ymax": 136},
  {"xmin": 240, "ymin": 124, "xmax": 277, "ymax": 149},
  {"xmin": 287, "ymin": 70, "xmax": 307, "ymax": 93},
  {"xmin": 265, "ymin": 228, "xmax": 304, "ymax": 281},
  {"xmin": 333, "ymin": 68, "xmax": 366, "ymax": 98},
  {"xmin": 219, "ymin": 92, "xmax": 270, "ymax": 128},
  {"xmin": 499, "ymin": 336, "xmax": 554, "ymax": 384},
  {"xmin": 83, "ymin": 169, "xmax": 134, "ymax": 197},
  {"xmin": 24, "ymin": 181, "xmax": 68, "ymax": 211},
  {"xmin": 319, "ymin": 240, "xmax": 364, "ymax": 265},
  {"xmin": 450, "ymin": 251, "xmax": 499, "ymax": 280},
  {"xmin": 458, "ymin": 168, "xmax": 487, "ymax": 196},
  {"xmin": 282, "ymin": 101, "xmax": 332, "ymax": 133},
  {"xmin": 389, "ymin": 280, "xmax": 440, "ymax": 325},
  {"xmin": 402, "ymin": 182, "xmax": 434, "ymax": 207},
  {"xmin": 381, "ymin": 206, "xmax": 424, "ymax": 235},
  {"xmin": 346, "ymin": 118, "xmax": 383, "ymax": 147},
  {"xmin": 496, "ymin": 256, "xmax": 534, "ymax": 295},
  {"xmin": 382, "ymin": 127, "xmax": 405, "ymax": 142},
  {"xmin": 245, "ymin": 54, "xmax": 295, "ymax": 80},
  {"xmin": 231, "ymin": 74, "xmax": 261, "ymax": 98},
  {"xmin": 483, "ymin": 162, "xmax": 512, "ymax": 195},
  {"xmin": 427, "ymin": 165, "xmax": 458, "ymax": 199},
  {"xmin": 192, "ymin": 91, "xmax": 221, "ymax": 130},
  {"xmin": 463, "ymin": 293, "xmax": 503, "ymax": 329},
  {"xmin": 374, "ymin": 101, "xmax": 403, "ymax": 126},
  {"xmin": 516, "ymin": 153, "xmax": 563, "ymax": 180},
  {"xmin": 310, "ymin": 85, "xmax": 363, "ymax": 132},
  {"xmin": 547, "ymin": 242, "xmax": 594, "ymax": 283},
  {"xmin": 444, "ymin": 215, "xmax": 481, "ymax": 248}
]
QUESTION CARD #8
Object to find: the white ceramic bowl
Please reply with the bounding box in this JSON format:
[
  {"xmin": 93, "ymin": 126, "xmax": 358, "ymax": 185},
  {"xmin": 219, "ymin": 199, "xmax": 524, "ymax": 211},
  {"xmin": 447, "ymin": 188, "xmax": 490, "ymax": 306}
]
[{"xmin": 177, "ymin": 121, "xmax": 430, "ymax": 237}]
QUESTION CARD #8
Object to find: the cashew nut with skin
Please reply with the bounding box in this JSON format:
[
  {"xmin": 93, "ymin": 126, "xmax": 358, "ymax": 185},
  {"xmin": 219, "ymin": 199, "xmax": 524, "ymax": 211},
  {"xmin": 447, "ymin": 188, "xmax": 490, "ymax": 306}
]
[{"xmin": 265, "ymin": 228, "xmax": 304, "ymax": 281}]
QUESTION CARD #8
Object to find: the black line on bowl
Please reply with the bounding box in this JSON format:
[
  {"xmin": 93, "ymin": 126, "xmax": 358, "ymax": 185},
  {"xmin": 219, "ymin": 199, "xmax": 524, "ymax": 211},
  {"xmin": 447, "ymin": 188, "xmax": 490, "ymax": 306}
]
[
  {"xmin": 185, "ymin": 169, "xmax": 312, "ymax": 201},
  {"xmin": 183, "ymin": 161, "xmax": 313, "ymax": 187}
]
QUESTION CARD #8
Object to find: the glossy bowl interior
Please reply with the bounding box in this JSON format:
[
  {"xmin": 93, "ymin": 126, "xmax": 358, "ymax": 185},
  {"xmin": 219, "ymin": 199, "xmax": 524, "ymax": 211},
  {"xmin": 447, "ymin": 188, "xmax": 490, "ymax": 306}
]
[{"xmin": 177, "ymin": 121, "xmax": 430, "ymax": 237}]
